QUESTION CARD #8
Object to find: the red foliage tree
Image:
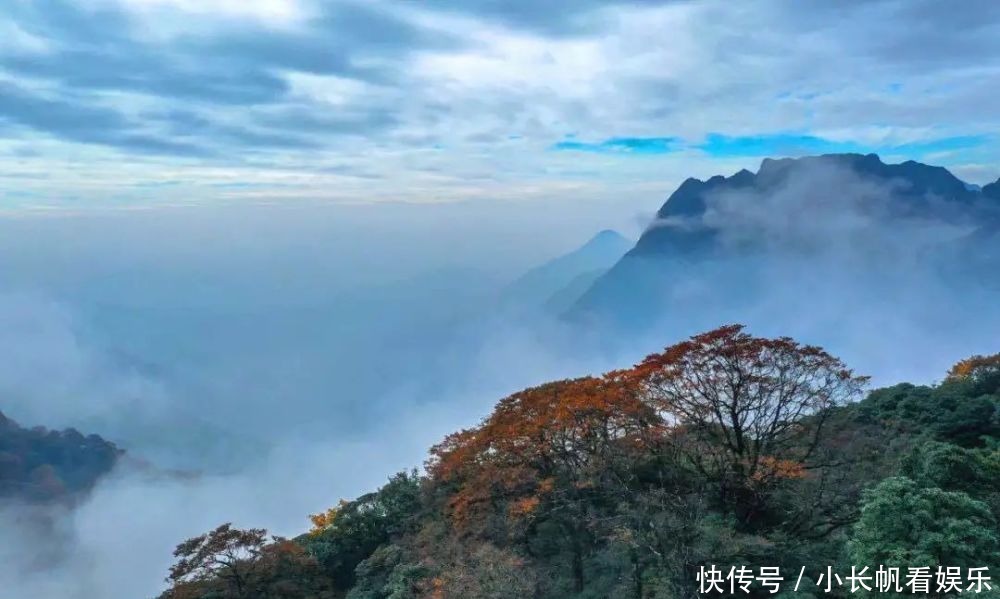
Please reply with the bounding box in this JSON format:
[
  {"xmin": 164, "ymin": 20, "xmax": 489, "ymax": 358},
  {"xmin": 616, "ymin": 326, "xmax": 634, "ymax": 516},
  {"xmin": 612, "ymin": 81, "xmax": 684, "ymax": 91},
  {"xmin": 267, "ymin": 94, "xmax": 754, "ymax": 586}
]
[
  {"xmin": 429, "ymin": 374, "xmax": 659, "ymax": 529},
  {"xmin": 631, "ymin": 324, "xmax": 868, "ymax": 517},
  {"xmin": 428, "ymin": 374, "xmax": 661, "ymax": 592}
]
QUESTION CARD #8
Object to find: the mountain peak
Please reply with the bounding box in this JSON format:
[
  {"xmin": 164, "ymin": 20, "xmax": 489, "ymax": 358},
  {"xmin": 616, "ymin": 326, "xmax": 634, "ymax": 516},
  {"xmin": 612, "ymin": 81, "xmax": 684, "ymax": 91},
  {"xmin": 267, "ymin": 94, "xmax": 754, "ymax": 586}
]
[
  {"xmin": 758, "ymin": 152, "xmax": 883, "ymax": 178},
  {"xmin": 631, "ymin": 153, "xmax": 994, "ymax": 261},
  {"xmin": 571, "ymin": 229, "xmax": 632, "ymax": 260},
  {"xmin": 569, "ymin": 153, "xmax": 1000, "ymax": 328},
  {"xmin": 655, "ymin": 153, "xmax": 978, "ymax": 222},
  {"xmin": 584, "ymin": 229, "xmax": 628, "ymax": 248}
]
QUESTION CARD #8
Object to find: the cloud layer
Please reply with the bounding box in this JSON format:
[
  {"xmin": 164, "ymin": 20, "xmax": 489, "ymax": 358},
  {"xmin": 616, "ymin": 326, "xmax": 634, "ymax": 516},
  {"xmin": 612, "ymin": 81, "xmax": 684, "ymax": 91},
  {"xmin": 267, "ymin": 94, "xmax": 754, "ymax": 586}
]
[{"xmin": 1, "ymin": 0, "xmax": 998, "ymax": 207}]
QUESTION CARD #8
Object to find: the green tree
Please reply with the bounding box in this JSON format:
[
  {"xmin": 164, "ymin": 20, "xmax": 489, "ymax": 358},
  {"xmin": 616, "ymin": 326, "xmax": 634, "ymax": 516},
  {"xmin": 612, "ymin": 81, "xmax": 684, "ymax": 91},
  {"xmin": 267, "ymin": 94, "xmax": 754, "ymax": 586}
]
[
  {"xmin": 861, "ymin": 379, "xmax": 999, "ymax": 447},
  {"xmin": 347, "ymin": 544, "xmax": 428, "ymax": 599},
  {"xmin": 848, "ymin": 477, "xmax": 999, "ymax": 578},
  {"xmin": 905, "ymin": 442, "xmax": 998, "ymax": 493},
  {"xmin": 304, "ymin": 471, "xmax": 422, "ymax": 590}
]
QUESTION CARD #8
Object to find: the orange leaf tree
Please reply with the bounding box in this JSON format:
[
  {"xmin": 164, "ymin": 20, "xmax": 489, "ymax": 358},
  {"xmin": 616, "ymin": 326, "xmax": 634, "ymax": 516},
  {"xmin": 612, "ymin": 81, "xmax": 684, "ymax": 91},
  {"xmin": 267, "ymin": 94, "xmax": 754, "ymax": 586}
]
[
  {"xmin": 428, "ymin": 374, "xmax": 661, "ymax": 592},
  {"xmin": 631, "ymin": 324, "xmax": 868, "ymax": 520},
  {"xmin": 427, "ymin": 325, "xmax": 870, "ymax": 589},
  {"xmin": 429, "ymin": 374, "xmax": 659, "ymax": 528},
  {"xmin": 947, "ymin": 352, "xmax": 1000, "ymax": 397},
  {"xmin": 947, "ymin": 352, "xmax": 1000, "ymax": 381}
]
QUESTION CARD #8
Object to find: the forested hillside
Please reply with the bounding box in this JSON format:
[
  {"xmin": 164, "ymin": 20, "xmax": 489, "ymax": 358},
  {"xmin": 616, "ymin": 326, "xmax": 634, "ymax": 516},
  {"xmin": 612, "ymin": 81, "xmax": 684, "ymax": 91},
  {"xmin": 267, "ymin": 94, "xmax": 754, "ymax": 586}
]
[
  {"xmin": 0, "ymin": 411, "xmax": 122, "ymax": 503},
  {"xmin": 157, "ymin": 326, "xmax": 1000, "ymax": 599}
]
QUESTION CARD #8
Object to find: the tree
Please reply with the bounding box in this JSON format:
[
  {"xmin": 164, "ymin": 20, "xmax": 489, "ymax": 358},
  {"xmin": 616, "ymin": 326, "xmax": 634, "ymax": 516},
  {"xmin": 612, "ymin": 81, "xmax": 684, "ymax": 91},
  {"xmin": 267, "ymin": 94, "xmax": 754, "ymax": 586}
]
[
  {"xmin": 427, "ymin": 544, "xmax": 537, "ymax": 599},
  {"xmin": 905, "ymin": 442, "xmax": 995, "ymax": 493},
  {"xmin": 0, "ymin": 411, "xmax": 121, "ymax": 503},
  {"xmin": 428, "ymin": 375, "xmax": 658, "ymax": 527},
  {"xmin": 946, "ymin": 352, "xmax": 1000, "ymax": 395},
  {"xmin": 428, "ymin": 374, "xmax": 661, "ymax": 592},
  {"xmin": 632, "ymin": 324, "xmax": 868, "ymax": 520},
  {"xmin": 166, "ymin": 523, "xmax": 269, "ymax": 598},
  {"xmin": 903, "ymin": 441, "xmax": 1000, "ymax": 521},
  {"xmin": 862, "ymin": 379, "xmax": 999, "ymax": 447},
  {"xmin": 152, "ymin": 328, "xmax": 997, "ymax": 599},
  {"xmin": 305, "ymin": 471, "xmax": 422, "ymax": 591},
  {"xmin": 347, "ymin": 544, "xmax": 428, "ymax": 599},
  {"xmin": 162, "ymin": 523, "xmax": 331, "ymax": 599},
  {"xmin": 848, "ymin": 477, "xmax": 1000, "ymax": 582}
]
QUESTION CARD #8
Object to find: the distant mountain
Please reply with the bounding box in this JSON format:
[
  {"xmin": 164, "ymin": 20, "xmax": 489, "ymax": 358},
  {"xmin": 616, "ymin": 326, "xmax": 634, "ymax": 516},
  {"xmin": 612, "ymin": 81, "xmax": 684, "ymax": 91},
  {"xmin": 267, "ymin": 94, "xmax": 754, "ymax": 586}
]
[
  {"xmin": 984, "ymin": 177, "xmax": 1000, "ymax": 200},
  {"xmin": 0, "ymin": 411, "xmax": 122, "ymax": 503},
  {"xmin": 570, "ymin": 153, "xmax": 1000, "ymax": 329},
  {"xmin": 541, "ymin": 269, "xmax": 608, "ymax": 315},
  {"xmin": 633, "ymin": 153, "xmax": 988, "ymax": 258},
  {"xmin": 499, "ymin": 230, "xmax": 631, "ymax": 314}
]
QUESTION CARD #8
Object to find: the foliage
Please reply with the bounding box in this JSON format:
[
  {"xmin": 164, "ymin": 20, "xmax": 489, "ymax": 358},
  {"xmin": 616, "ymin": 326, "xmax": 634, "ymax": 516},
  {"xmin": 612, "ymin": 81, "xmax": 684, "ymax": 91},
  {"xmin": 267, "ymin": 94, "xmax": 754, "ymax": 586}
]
[
  {"xmin": 162, "ymin": 523, "xmax": 333, "ymax": 599},
  {"xmin": 861, "ymin": 380, "xmax": 1000, "ymax": 446},
  {"xmin": 157, "ymin": 326, "xmax": 1000, "ymax": 599},
  {"xmin": 427, "ymin": 374, "xmax": 658, "ymax": 532},
  {"xmin": 347, "ymin": 544, "xmax": 428, "ymax": 599},
  {"xmin": 632, "ymin": 324, "xmax": 869, "ymax": 521},
  {"xmin": 947, "ymin": 352, "xmax": 1000, "ymax": 395},
  {"xmin": 0, "ymin": 410, "xmax": 121, "ymax": 502},
  {"xmin": 426, "ymin": 543, "xmax": 537, "ymax": 599},
  {"xmin": 848, "ymin": 477, "xmax": 1000, "ymax": 574},
  {"xmin": 302, "ymin": 470, "xmax": 422, "ymax": 591}
]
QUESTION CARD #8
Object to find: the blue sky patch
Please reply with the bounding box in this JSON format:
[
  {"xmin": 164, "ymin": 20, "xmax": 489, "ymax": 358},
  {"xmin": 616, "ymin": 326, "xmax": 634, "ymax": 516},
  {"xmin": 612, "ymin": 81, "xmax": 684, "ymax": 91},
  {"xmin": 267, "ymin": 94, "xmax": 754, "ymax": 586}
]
[
  {"xmin": 549, "ymin": 132, "xmax": 992, "ymax": 164},
  {"xmin": 551, "ymin": 136, "xmax": 678, "ymax": 154},
  {"xmin": 696, "ymin": 132, "xmax": 990, "ymax": 159},
  {"xmin": 696, "ymin": 133, "xmax": 862, "ymax": 157}
]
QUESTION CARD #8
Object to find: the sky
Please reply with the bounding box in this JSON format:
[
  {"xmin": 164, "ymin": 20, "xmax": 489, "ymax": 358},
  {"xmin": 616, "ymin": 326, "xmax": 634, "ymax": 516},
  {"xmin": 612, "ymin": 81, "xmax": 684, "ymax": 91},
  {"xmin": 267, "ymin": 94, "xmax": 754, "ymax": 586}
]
[
  {"xmin": 2, "ymin": 3, "xmax": 999, "ymax": 596},
  {"xmin": 1, "ymin": 0, "xmax": 1000, "ymax": 212}
]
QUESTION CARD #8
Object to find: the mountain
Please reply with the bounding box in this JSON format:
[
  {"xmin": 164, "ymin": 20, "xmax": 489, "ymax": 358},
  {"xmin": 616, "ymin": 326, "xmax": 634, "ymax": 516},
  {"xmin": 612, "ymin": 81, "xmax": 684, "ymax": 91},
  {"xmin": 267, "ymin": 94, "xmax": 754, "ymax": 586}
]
[
  {"xmin": 499, "ymin": 229, "xmax": 631, "ymax": 314},
  {"xmin": 541, "ymin": 269, "xmax": 609, "ymax": 315},
  {"xmin": 570, "ymin": 153, "xmax": 1000, "ymax": 329},
  {"xmin": 984, "ymin": 177, "xmax": 1000, "ymax": 200},
  {"xmin": 632, "ymin": 153, "xmax": 987, "ymax": 259},
  {"xmin": 0, "ymin": 411, "xmax": 122, "ymax": 503},
  {"xmin": 153, "ymin": 327, "xmax": 1000, "ymax": 599}
]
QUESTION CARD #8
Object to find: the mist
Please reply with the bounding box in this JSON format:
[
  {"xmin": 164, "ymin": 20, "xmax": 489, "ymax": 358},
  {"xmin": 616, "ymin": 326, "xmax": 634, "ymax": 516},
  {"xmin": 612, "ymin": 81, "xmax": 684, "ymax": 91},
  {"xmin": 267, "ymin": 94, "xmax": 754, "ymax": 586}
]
[
  {"xmin": 0, "ymin": 197, "xmax": 644, "ymax": 599},
  {"xmin": 588, "ymin": 158, "xmax": 1000, "ymax": 386},
  {"xmin": 1, "ymin": 162, "xmax": 997, "ymax": 598}
]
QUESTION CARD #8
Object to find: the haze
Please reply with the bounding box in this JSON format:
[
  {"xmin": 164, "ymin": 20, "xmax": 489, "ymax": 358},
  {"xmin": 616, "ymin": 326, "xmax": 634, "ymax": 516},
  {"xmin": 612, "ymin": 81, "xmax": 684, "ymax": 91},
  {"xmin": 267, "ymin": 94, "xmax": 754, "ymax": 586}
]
[{"xmin": 1, "ymin": 1, "xmax": 998, "ymax": 598}]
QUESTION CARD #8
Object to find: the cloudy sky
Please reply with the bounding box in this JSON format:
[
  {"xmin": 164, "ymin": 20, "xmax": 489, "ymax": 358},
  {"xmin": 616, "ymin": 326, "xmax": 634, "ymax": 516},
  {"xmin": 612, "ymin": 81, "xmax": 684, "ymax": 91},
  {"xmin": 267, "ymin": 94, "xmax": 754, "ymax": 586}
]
[{"xmin": 1, "ymin": 0, "xmax": 999, "ymax": 209}]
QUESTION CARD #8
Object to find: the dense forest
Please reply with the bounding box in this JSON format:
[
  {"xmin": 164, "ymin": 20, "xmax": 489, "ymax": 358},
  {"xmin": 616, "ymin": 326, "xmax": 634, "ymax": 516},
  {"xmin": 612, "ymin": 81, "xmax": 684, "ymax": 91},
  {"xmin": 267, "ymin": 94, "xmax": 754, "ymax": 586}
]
[
  {"xmin": 157, "ymin": 325, "xmax": 1000, "ymax": 599},
  {"xmin": 0, "ymin": 411, "xmax": 122, "ymax": 503}
]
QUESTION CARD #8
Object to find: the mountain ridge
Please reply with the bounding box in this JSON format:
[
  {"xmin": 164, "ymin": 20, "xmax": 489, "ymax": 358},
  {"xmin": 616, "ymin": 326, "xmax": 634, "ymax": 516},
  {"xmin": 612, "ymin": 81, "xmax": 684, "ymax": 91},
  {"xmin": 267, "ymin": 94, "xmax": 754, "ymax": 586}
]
[
  {"xmin": 498, "ymin": 229, "xmax": 631, "ymax": 314},
  {"xmin": 570, "ymin": 153, "xmax": 1000, "ymax": 328},
  {"xmin": 0, "ymin": 410, "xmax": 122, "ymax": 503}
]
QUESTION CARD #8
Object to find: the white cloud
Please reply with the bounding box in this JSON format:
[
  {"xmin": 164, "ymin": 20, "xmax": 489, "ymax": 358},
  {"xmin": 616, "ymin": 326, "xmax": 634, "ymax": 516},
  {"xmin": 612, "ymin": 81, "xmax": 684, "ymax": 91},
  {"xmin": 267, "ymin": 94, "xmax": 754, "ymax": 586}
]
[
  {"xmin": 113, "ymin": 0, "xmax": 312, "ymax": 26},
  {"xmin": 0, "ymin": 18, "xmax": 50, "ymax": 54},
  {"xmin": 0, "ymin": 0, "xmax": 997, "ymax": 206}
]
